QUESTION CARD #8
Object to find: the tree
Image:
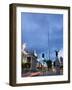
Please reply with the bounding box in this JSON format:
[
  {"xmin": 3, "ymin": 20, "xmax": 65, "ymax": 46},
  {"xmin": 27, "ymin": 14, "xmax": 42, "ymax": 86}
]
[
  {"xmin": 46, "ymin": 60, "xmax": 52, "ymax": 70},
  {"xmin": 22, "ymin": 62, "xmax": 31, "ymax": 72},
  {"xmin": 60, "ymin": 56, "xmax": 63, "ymax": 69},
  {"xmin": 53, "ymin": 61, "xmax": 56, "ymax": 68}
]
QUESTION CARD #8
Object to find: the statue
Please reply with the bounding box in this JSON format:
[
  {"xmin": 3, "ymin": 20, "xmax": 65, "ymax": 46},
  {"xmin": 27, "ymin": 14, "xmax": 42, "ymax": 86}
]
[{"xmin": 55, "ymin": 50, "xmax": 59, "ymax": 57}]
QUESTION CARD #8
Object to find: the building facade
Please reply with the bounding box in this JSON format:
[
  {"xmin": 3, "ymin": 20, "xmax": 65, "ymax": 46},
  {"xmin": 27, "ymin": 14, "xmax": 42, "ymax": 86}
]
[{"xmin": 22, "ymin": 50, "xmax": 37, "ymax": 71}]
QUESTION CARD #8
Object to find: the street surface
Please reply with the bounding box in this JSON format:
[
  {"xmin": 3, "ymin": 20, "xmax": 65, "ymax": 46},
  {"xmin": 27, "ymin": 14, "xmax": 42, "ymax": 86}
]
[{"xmin": 22, "ymin": 70, "xmax": 63, "ymax": 77}]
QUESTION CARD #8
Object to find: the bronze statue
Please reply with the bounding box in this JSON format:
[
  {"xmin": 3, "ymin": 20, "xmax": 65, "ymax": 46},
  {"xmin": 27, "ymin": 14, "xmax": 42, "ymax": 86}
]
[{"xmin": 55, "ymin": 50, "xmax": 59, "ymax": 57}]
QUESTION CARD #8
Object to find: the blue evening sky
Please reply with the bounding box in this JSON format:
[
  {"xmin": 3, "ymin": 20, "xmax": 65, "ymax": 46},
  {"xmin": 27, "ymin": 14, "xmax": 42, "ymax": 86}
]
[{"xmin": 21, "ymin": 12, "xmax": 63, "ymax": 60}]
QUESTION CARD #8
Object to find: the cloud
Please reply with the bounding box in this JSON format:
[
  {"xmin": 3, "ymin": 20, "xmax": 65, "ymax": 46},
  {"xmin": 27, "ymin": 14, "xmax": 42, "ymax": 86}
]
[{"xmin": 22, "ymin": 43, "xmax": 26, "ymax": 50}]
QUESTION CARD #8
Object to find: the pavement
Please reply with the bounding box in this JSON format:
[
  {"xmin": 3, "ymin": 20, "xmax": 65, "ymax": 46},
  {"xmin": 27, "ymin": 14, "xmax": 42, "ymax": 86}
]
[{"xmin": 22, "ymin": 70, "xmax": 63, "ymax": 77}]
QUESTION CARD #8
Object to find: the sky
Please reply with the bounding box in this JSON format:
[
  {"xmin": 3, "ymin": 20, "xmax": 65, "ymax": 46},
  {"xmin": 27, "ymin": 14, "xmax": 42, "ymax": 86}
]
[{"xmin": 21, "ymin": 12, "xmax": 63, "ymax": 60}]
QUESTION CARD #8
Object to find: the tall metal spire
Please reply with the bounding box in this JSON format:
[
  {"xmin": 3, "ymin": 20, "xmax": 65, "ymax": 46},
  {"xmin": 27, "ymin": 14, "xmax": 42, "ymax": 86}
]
[{"xmin": 48, "ymin": 28, "xmax": 50, "ymax": 60}]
